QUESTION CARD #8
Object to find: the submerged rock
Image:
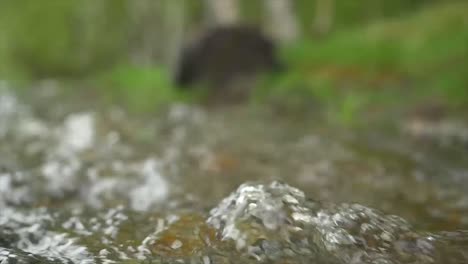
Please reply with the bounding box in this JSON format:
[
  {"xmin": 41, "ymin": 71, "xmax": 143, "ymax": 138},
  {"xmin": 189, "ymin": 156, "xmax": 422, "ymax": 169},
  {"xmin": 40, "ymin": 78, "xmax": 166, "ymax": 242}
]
[{"xmin": 150, "ymin": 214, "xmax": 218, "ymax": 258}]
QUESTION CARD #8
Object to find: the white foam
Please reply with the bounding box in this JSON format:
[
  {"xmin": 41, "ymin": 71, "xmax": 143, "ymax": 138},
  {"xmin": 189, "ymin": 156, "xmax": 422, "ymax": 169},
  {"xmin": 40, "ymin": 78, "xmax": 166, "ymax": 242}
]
[
  {"xmin": 129, "ymin": 159, "xmax": 169, "ymax": 211},
  {"xmin": 59, "ymin": 112, "xmax": 95, "ymax": 153}
]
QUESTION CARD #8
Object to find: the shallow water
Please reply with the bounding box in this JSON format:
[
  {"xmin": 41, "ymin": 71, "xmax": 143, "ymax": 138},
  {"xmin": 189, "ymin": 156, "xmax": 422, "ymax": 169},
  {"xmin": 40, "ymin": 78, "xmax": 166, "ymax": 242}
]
[{"xmin": 0, "ymin": 83, "xmax": 467, "ymax": 263}]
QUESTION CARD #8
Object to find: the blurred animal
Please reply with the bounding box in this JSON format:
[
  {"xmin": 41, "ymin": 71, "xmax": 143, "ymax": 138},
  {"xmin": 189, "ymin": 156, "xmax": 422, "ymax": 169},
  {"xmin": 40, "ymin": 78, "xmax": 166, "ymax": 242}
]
[{"xmin": 174, "ymin": 26, "xmax": 282, "ymax": 102}]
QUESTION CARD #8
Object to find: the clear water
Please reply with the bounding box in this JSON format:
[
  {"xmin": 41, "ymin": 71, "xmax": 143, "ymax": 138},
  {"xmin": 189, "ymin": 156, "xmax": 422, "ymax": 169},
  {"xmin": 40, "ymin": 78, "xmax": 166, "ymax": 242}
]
[{"xmin": 0, "ymin": 83, "xmax": 467, "ymax": 263}]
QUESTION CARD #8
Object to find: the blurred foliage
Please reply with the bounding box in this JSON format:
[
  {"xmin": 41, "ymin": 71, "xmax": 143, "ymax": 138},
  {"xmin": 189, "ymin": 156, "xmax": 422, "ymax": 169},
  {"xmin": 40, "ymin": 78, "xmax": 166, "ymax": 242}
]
[
  {"xmin": 259, "ymin": 2, "xmax": 468, "ymax": 123},
  {"xmin": 0, "ymin": 0, "xmax": 128, "ymax": 78},
  {"xmin": 0, "ymin": 0, "xmax": 460, "ymax": 77},
  {"xmin": 0, "ymin": 0, "xmax": 467, "ymax": 119}
]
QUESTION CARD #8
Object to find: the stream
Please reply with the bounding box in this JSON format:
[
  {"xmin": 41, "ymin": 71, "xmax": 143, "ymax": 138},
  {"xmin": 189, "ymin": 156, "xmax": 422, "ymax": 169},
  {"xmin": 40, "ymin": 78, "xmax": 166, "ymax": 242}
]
[{"xmin": 1, "ymin": 83, "xmax": 467, "ymax": 263}]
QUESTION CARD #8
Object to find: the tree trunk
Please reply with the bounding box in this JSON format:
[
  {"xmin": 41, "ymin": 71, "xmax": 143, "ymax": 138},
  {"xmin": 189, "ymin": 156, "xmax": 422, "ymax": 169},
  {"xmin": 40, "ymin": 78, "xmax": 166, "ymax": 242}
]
[
  {"xmin": 163, "ymin": 0, "xmax": 185, "ymax": 76},
  {"xmin": 127, "ymin": 0, "xmax": 162, "ymax": 66},
  {"xmin": 263, "ymin": 0, "xmax": 299, "ymax": 44},
  {"xmin": 204, "ymin": 0, "xmax": 240, "ymax": 26},
  {"xmin": 313, "ymin": 0, "xmax": 335, "ymax": 36}
]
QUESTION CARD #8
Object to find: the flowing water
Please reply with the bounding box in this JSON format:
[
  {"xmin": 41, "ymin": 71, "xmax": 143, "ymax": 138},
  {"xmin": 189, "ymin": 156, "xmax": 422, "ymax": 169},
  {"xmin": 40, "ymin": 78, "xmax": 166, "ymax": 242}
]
[{"xmin": 0, "ymin": 82, "xmax": 467, "ymax": 263}]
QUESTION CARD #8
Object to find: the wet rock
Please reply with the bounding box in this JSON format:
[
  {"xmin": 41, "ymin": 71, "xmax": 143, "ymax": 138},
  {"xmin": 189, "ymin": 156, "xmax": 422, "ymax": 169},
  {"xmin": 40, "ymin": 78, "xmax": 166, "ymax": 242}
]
[
  {"xmin": 174, "ymin": 26, "xmax": 282, "ymax": 102},
  {"xmin": 207, "ymin": 181, "xmax": 468, "ymax": 263},
  {"xmin": 207, "ymin": 181, "xmax": 339, "ymax": 262}
]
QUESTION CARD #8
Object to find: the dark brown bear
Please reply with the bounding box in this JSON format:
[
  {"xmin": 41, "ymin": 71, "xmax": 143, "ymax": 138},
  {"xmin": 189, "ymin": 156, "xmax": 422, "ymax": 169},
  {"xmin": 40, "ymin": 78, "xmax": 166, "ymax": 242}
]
[{"xmin": 174, "ymin": 26, "xmax": 282, "ymax": 102}]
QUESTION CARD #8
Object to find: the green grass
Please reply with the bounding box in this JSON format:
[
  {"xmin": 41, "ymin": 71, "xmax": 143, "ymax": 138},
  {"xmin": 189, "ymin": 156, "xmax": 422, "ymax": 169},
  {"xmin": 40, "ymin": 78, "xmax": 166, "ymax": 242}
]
[
  {"xmin": 256, "ymin": 2, "xmax": 468, "ymax": 124},
  {"xmin": 286, "ymin": 2, "xmax": 468, "ymax": 71},
  {"xmin": 96, "ymin": 65, "xmax": 190, "ymax": 112}
]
